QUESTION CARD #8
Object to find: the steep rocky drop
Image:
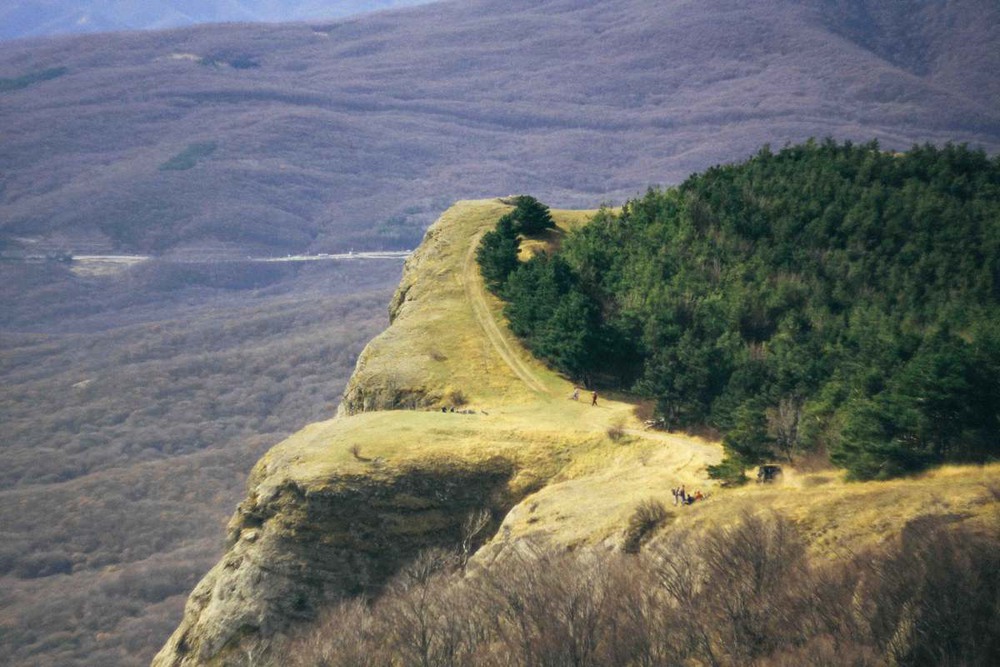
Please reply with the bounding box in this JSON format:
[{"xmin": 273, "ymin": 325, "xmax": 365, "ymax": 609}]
[{"xmin": 154, "ymin": 200, "xmax": 701, "ymax": 665}]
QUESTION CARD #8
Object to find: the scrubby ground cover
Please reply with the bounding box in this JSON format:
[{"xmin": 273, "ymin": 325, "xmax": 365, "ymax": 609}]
[{"xmin": 283, "ymin": 507, "xmax": 1000, "ymax": 667}]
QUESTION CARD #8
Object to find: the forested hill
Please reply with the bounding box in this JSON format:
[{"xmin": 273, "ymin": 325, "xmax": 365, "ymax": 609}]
[
  {"xmin": 3, "ymin": 0, "xmax": 999, "ymax": 256},
  {"xmin": 483, "ymin": 141, "xmax": 1000, "ymax": 480}
]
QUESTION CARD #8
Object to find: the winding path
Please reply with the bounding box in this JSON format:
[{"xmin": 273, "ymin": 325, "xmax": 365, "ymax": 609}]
[{"xmin": 463, "ymin": 231, "xmax": 549, "ymax": 395}]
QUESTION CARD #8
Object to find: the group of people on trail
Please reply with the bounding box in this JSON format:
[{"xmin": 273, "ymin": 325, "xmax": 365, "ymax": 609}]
[
  {"xmin": 671, "ymin": 486, "xmax": 704, "ymax": 506},
  {"xmin": 571, "ymin": 386, "xmax": 598, "ymax": 406}
]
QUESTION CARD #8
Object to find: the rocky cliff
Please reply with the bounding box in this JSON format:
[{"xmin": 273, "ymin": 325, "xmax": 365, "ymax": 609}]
[
  {"xmin": 153, "ymin": 200, "xmax": 700, "ymax": 665},
  {"xmin": 154, "ymin": 200, "xmax": 1000, "ymax": 666}
]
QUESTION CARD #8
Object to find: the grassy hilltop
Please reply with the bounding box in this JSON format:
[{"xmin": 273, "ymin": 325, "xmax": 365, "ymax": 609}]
[{"xmin": 155, "ymin": 199, "xmax": 1000, "ymax": 666}]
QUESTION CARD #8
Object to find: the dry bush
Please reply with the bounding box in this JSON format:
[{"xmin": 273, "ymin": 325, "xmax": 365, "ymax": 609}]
[
  {"xmin": 623, "ymin": 500, "xmax": 670, "ymax": 554},
  {"xmin": 447, "ymin": 389, "xmax": 468, "ymax": 408},
  {"xmin": 606, "ymin": 418, "xmax": 626, "ymax": 442},
  {"xmin": 699, "ymin": 512, "xmax": 809, "ymax": 663},
  {"xmin": 287, "ymin": 599, "xmax": 390, "ymax": 667},
  {"xmin": 854, "ymin": 518, "xmax": 1000, "ymax": 666},
  {"xmin": 477, "ymin": 547, "xmax": 620, "ymax": 667},
  {"xmin": 632, "ymin": 399, "xmax": 657, "ymax": 423},
  {"xmin": 460, "ymin": 509, "xmax": 492, "ymax": 565}
]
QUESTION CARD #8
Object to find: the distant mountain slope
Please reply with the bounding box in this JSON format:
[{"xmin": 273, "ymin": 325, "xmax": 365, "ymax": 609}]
[
  {"xmin": 1, "ymin": 0, "xmax": 998, "ymax": 256},
  {"xmin": 0, "ymin": 1, "xmax": 437, "ymax": 42}
]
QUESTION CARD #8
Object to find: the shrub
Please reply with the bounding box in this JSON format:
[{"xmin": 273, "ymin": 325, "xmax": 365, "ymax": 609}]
[
  {"xmin": 285, "ymin": 513, "xmax": 1000, "ymax": 667},
  {"xmin": 446, "ymin": 389, "xmax": 467, "ymax": 407},
  {"xmin": 606, "ymin": 418, "xmax": 626, "ymax": 442},
  {"xmin": 622, "ymin": 500, "xmax": 669, "ymax": 553}
]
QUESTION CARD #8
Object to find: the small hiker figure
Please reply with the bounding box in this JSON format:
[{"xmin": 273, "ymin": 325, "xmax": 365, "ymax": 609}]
[
  {"xmin": 671, "ymin": 487, "xmax": 681, "ymax": 506},
  {"xmin": 571, "ymin": 386, "xmax": 580, "ymax": 401},
  {"xmin": 591, "ymin": 390, "xmax": 598, "ymax": 406},
  {"xmin": 679, "ymin": 485, "xmax": 687, "ymax": 505}
]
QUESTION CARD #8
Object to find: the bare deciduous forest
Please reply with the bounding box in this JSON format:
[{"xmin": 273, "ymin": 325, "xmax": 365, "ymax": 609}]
[
  {"xmin": 2, "ymin": 0, "xmax": 998, "ymax": 259},
  {"xmin": 282, "ymin": 510, "xmax": 1000, "ymax": 667},
  {"xmin": 0, "ymin": 259, "xmax": 399, "ymax": 666}
]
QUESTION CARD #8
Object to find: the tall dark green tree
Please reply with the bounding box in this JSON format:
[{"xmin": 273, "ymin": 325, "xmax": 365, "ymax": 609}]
[
  {"xmin": 476, "ymin": 214, "xmax": 520, "ymax": 292},
  {"xmin": 511, "ymin": 195, "xmax": 555, "ymax": 235}
]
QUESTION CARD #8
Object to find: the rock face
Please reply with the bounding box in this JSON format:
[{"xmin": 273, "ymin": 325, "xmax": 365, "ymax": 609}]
[
  {"xmin": 153, "ymin": 201, "xmax": 534, "ymax": 666},
  {"xmin": 153, "ymin": 199, "xmax": 725, "ymax": 666},
  {"xmin": 154, "ymin": 460, "xmax": 516, "ymax": 666},
  {"xmin": 337, "ymin": 222, "xmax": 447, "ymax": 416}
]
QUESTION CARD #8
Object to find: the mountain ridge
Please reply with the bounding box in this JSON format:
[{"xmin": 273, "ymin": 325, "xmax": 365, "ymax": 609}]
[
  {"xmin": 0, "ymin": 1, "xmax": 437, "ymax": 42},
  {"xmin": 2, "ymin": 0, "xmax": 998, "ymax": 258},
  {"xmin": 153, "ymin": 198, "xmax": 1000, "ymax": 665},
  {"xmin": 153, "ymin": 198, "xmax": 726, "ymax": 665}
]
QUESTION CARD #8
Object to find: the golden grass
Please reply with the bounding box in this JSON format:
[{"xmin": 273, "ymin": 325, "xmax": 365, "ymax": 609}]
[{"xmin": 668, "ymin": 463, "xmax": 1000, "ymax": 558}]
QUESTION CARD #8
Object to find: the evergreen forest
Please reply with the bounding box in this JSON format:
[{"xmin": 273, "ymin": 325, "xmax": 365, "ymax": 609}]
[{"xmin": 479, "ymin": 141, "xmax": 1000, "ymax": 480}]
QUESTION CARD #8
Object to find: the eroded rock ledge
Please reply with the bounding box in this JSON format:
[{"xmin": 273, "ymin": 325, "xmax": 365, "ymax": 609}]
[{"xmin": 154, "ymin": 459, "xmax": 515, "ymax": 666}]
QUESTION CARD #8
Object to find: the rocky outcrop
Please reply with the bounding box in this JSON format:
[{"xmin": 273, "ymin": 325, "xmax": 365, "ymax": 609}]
[
  {"xmin": 154, "ymin": 459, "xmax": 515, "ymax": 666},
  {"xmin": 337, "ymin": 220, "xmax": 448, "ymax": 417},
  {"xmin": 154, "ymin": 201, "xmax": 527, "ymax": 667},
  {"xmin": 152, "ymin": 199, "xmax": 680, "ymax": 666}
]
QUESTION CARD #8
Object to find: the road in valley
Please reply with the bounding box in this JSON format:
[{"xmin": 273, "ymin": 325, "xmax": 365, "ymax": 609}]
[{"xmin": 61, "ymin": 250, "xmax": 412, "ymax": 276}]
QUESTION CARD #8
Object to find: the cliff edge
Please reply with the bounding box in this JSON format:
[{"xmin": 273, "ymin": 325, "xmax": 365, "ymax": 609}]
[
  {"xmin": 154, "ymin": 200, "xmax": 999, "ymax": 666},
  {"xmin": 152, "ymin": 199, "xmax": 723, "ymax": 666}
]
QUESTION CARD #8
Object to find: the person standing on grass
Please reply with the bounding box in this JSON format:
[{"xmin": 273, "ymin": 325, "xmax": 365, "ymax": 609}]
[
  {"xmin": 591, "ymin": 390, "xmax": 598, "ymax": 406},
  {"xmin": 571, "ymin": 386, "xmax": 580, "ymax": 401}
]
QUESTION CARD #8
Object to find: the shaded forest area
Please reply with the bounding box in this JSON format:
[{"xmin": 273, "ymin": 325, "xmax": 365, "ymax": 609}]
[
  {"xmin": 482, "ymin": 142, "xmax": 1000, "ymax": 481},
  {"xmin": 0, "ymin": 259, "xmax": 398, "ymax": 666}
]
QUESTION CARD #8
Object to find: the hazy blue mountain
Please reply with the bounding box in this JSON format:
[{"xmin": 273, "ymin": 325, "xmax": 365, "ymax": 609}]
[{"xmin": 0, "ymin": 0, "xmax": 437, "ymax": 42}]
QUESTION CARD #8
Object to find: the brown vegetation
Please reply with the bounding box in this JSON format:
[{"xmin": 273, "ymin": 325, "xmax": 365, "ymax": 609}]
[
  {"xmin": 2, "ymin": 0, "xmax": 998, "ymax": 258},
  {"xmin": 0, "ymin": 260, "xmax": 398, "ymax": 666},
  {"xmin": 278, "ymin": 511, "xmax": 1000, "ymax": 667}
]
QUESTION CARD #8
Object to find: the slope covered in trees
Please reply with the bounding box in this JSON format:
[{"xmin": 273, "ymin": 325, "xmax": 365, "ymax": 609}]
[
  {"xmin": 484, "ymin": 141, "xmax": 1000, "ymax": 480},
  {"xmin": 3, "ymin": 0, "xmax": 999, "ymax": 257}
]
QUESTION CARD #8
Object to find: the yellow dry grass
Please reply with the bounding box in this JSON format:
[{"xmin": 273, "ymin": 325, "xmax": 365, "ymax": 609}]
[{"xmin": 256, "ymin": 199, "xmax": 1000, "ymax": 553}]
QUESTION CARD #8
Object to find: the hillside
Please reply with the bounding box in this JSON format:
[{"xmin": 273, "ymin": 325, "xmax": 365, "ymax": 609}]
[
  {"xmin": 154, "ymin": 199, "xmax": 1000, "ymax": 665},
  {"xmin": 0, "ymin": 1, "xmax": 437, "ymax": 42},
  {"xmin": 489, "ymin": 142, "xmax": 1000, "ymax": 480},
  {"xmin": 3, "ymin": 1, "xmax": 999, "ymax": 664},
  {"xmin": 0, "ymin": 258, "xmax": 402, "ymax": 667},
  {"xmin": 2, "ymin": 0, "xmax": 999, "ymax": 257}
]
